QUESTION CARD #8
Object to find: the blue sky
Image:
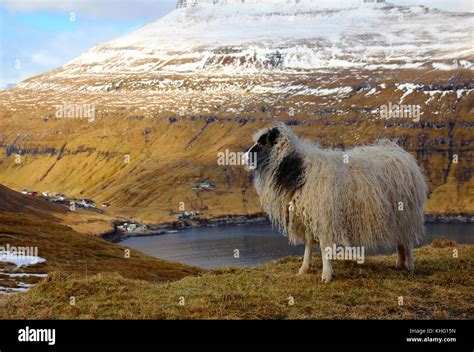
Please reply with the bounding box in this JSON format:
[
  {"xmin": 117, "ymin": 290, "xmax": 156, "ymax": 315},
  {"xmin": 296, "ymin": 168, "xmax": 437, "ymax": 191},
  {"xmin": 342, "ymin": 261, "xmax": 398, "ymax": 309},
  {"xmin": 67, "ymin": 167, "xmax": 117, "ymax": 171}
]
[
  {"xmin": 0, "ymin": 0, "xmax": 472, "ymax": 88},
  {"xmin": 0, "ymin": 0, "xmax": 177, "ymax": 88}
]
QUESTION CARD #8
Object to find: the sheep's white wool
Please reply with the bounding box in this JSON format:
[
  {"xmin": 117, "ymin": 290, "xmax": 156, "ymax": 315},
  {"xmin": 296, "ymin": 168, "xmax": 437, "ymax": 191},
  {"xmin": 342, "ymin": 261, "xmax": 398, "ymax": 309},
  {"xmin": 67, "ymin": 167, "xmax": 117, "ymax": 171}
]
[{"xmin": 253, "ymin": 123, "xmax": 427, "ymax": 249}]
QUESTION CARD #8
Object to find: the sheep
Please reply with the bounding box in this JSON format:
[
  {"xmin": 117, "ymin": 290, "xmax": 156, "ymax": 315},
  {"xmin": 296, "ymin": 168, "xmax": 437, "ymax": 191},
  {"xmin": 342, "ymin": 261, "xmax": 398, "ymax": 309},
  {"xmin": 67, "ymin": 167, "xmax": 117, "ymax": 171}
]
[{"xmin": 245, "ymin": 123, "xmax": 427, "ymax": 283}]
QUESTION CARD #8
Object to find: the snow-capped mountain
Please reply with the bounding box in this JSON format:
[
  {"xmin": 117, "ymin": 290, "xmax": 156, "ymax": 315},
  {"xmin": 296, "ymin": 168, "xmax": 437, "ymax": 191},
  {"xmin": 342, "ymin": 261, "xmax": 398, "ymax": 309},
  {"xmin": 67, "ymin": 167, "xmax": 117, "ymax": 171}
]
[
  {"xmin": 9, "ymin": 0, "xmax": 473, "ymax": 122},
  {"xmin": 21, "ymin": 0, "xmax": 473, "ymax": 84}
]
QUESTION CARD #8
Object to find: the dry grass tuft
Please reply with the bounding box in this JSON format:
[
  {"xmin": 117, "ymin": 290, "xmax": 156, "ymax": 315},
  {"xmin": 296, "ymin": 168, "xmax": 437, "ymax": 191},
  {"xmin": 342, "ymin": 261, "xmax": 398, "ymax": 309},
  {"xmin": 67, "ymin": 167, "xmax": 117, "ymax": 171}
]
[{"xmin": 431, "ymin": 239, "xmax": 458, "ymax": 248}]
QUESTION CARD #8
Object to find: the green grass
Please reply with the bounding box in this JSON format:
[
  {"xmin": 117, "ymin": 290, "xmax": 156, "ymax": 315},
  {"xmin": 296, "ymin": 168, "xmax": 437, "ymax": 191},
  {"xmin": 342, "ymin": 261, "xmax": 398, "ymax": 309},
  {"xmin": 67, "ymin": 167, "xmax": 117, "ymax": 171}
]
[{"xmin": 1, "ymin": 242, "xmax": 472, "ymax": 320}]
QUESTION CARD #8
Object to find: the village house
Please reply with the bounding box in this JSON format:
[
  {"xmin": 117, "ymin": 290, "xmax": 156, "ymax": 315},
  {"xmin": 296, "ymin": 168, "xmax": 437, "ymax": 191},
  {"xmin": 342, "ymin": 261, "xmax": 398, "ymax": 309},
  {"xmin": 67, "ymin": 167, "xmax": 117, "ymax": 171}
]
[
  {"xmin": 74, "ymin": 199, "xmax": 96, "ymax": 209},
  {"xmin": 169, "ymin": 211, "xmax": 201, "ymax": 219},
  {"xmin": 192, "ymin": 181, "xmax": 215, "ymax": 190},
  {"xmin": 118, "ymin": 222, "xmax": 148, "ymax": 233}
]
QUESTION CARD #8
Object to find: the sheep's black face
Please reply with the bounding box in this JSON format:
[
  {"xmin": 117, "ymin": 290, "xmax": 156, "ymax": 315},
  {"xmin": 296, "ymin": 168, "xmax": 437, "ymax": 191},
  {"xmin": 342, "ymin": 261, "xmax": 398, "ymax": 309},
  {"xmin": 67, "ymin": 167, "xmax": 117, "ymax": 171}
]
[
  {"xmin": 247, "ymin": 124, "xmax": 305, "ymax": 192},
  {"xmin": 245, "ymin": 128, "xmax": 280, "ymax": 172}
]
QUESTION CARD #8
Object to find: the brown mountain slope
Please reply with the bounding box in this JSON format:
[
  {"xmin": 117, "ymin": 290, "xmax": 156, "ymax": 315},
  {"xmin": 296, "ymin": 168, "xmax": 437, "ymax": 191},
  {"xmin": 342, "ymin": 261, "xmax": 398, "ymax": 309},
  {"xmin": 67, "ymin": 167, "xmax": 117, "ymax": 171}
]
[{"xmin": 0, "ymin": 67, "xmax": 472, "ymax": 223}]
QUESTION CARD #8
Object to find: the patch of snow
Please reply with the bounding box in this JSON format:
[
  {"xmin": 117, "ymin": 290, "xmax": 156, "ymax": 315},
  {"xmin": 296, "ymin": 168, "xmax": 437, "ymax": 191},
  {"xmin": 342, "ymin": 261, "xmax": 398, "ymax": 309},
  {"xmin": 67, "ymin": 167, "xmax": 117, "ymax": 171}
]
[
  {"xmin": 0, "ymin": 286, "xmax": 29, "ymax": 293},
  {"xmin": 396, "ymin": 83, "xmax": 423, "ymax": 103},
  {"xmin": 433, "ymin": 60, "xmax": 473, "ymax": 70},
  {"xmin": 456, "ymin": 89, "xmax": 473, "ymax": 99},
  {"xmin": 1, "ymin": 273, "xmax": 48, "ymax": 278},
  {"xmin": 365, "ymin": 88, "xmax": 377, "ymax": 96},
  {"xmin": 0, "ymin": 250, "xmax": 47, "ymax": 294},
  {"xmin": 303, "ymin": 86, "xmax": 353, "ymax": 96},
  {"xmin": 0, "ymin": 251, "xmax": 46, "ymax": 268}
]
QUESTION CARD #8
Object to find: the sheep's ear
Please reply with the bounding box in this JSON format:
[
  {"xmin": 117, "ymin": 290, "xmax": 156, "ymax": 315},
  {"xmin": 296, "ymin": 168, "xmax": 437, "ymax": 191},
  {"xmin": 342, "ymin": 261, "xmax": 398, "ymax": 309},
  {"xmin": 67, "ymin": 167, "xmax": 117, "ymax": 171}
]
[
  {"xmin": 257, "ymin": 128, "xmax": 279, "ymax": 146},
  {"xmin": 268, "ymin": 128, "xmax": 280, "ymax": 145},
  {"xmin": 257, "ymin": 133, "xmax": 268, "ymax": 145}
]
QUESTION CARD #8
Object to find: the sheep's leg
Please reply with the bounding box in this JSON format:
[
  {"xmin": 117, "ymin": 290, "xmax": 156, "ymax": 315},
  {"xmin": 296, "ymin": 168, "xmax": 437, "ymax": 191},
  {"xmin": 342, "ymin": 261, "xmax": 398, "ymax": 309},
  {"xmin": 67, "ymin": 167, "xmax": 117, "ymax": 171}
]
[
  {"xmin": 396, "ymin": 244, "xmax": 406, "ymax": 269},
  {"xmin": 320, "ymin": 238, "xmax": 333, "ymax": 283},
  {"xmin": 406, "ymin": 244, "xmax": 414, "ymax": 271},
  {"xmin": 297, "ymin": 236, "xmax": 313, "ymax": 275}
]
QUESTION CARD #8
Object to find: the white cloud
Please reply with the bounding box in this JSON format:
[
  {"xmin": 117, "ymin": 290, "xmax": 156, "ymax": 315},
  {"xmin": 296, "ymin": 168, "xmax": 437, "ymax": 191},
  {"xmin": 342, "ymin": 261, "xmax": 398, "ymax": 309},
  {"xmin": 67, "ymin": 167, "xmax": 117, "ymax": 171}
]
[
  {"xmin": 31, "ymin": 51, "xmax": 61, "ymax": 66},
  {"xmin": 1, "ymin": 0, "xmax": 472, "ymax": 19},
  {"xmin": 0, "ymin": 0, "xmax": 178, "ymax": 21},
  {"xmin": 0, "ymin": 22, "xmax": 139, "ymax": 88}
]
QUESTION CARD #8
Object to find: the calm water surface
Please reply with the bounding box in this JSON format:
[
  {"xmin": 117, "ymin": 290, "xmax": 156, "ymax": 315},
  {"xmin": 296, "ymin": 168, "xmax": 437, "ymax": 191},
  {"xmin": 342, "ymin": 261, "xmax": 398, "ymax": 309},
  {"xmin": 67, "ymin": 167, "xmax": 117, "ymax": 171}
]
[{"xmin": 121, "ymin": 223, "xmax": 473, "ymax": 269}]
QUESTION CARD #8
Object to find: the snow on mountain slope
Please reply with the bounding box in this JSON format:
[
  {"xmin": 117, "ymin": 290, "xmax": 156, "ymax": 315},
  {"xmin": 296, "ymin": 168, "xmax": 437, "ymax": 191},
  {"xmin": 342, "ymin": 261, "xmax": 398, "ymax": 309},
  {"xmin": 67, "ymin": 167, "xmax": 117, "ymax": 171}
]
[{"xmin": 30, "ymin": 0, "xmax": 472, "ymax": 82}]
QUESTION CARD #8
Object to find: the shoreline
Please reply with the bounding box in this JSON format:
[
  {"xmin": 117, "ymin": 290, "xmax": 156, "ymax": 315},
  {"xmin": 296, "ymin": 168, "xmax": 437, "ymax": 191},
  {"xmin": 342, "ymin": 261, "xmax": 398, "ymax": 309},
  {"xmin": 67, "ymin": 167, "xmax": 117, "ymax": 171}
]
[
  {"xmin": 102, "ymin": 213, "xmax": 269, "ymax": 243},
  {"xmin": 101, "ymin": 212, "xmax": 473, "ymax": 243},
  {"xmin": 424, "ymin": 213, "xmax": 474, "ymax": 224}
]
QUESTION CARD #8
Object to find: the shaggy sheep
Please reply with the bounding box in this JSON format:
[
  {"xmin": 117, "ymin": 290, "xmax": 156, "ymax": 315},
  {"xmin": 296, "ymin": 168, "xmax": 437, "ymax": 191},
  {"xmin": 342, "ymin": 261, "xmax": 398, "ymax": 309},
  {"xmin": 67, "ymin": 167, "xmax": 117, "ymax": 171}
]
[{"xmin": 245, "ymin": 123, "xmax": 427, "ymax": 283}]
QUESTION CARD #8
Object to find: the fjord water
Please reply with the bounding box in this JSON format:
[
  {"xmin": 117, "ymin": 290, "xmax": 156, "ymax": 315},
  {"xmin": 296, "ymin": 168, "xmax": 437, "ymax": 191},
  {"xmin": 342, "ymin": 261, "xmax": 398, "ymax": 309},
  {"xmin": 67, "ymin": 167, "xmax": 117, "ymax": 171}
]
[{"xmin": 121, "ymin": 223, "xmax": 473, "ymax": 269}]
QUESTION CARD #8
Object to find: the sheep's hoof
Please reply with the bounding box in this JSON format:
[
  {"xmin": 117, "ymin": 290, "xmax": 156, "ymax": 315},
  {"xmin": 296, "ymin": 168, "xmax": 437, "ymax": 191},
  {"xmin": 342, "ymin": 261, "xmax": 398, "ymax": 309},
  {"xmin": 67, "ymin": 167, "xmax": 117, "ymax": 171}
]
[
  {"xmin": 395, "ymin": 262, "xmax": 405, "ymax": 269},
  {"xmin": 321, "ymin": 270, "xmax": 332, "ymax": 283},
  {"xmin": 395, "ymin": 262, "xmax": 414, "ymax": 271},
  {"xmin": 297, "ymin": 267, "xmax": 310, "ymax": 276}
]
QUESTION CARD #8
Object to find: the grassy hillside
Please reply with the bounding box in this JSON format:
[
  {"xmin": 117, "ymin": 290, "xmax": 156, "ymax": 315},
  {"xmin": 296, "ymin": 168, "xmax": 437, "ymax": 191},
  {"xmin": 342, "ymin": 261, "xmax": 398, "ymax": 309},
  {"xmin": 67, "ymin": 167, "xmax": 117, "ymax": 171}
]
[
  {"xmin": 0, "ymin": 184, "xmax": 67, "ymax": 220},
  {"xmin": 1, "ymin": 242, "xmax": 472, "ymax": 319},
  {"xmin": 0, "ymin": 183, "xmax": 116, "ymax": 235},
  {"xmin": 0, "ymin": 184, "xmax": 203, "ymax": 298},
  {"xmin": 0, "ymin": 213, "xmax": 202, "ymax": 281},
  {"xmin": 0, "ymin": 184, "xmax": 202, "ymax": 295}
]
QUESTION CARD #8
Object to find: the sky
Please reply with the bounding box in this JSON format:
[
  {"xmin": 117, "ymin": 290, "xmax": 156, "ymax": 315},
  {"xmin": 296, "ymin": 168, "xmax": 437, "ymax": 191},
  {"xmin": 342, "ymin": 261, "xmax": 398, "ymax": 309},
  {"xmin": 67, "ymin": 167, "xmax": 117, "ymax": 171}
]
[{"xmin": 0, "ymin": 0, "xmax": 472, "ymax": 88}]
